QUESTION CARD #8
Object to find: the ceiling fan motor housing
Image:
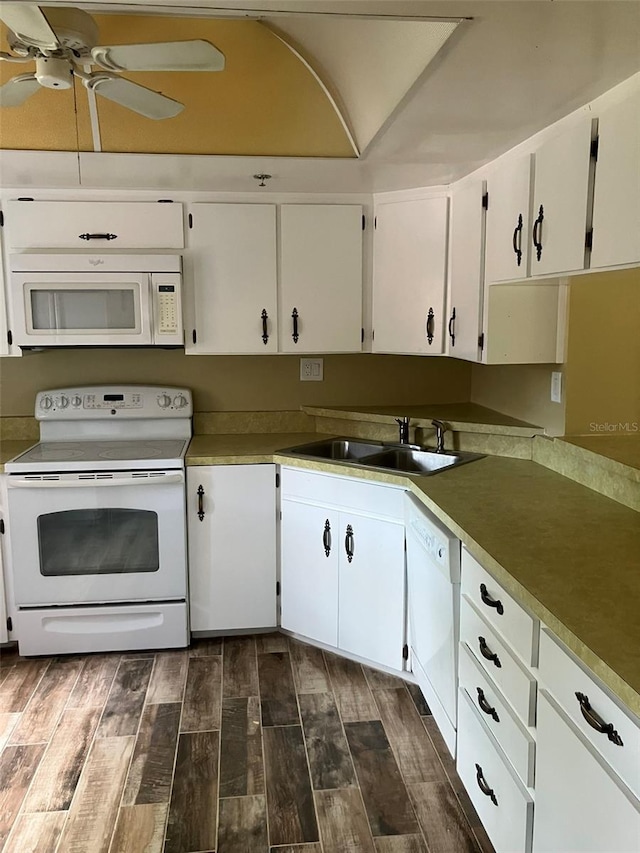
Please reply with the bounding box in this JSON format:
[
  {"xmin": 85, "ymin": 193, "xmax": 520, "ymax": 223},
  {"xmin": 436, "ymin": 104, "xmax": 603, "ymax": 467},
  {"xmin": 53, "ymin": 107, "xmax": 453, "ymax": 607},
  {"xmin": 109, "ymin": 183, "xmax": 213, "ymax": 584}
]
[{"xmin": 35, "ymin": 56, "xmax": 73, "ymax": 89}]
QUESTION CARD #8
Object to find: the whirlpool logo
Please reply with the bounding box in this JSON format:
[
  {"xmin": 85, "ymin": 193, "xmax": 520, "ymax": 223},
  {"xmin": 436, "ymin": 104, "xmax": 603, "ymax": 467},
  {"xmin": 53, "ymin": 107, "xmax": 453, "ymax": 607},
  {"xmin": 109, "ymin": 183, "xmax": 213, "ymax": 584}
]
[{"xmin": 88, "ymin": 258, "xmax": 105, "ymax": 266}]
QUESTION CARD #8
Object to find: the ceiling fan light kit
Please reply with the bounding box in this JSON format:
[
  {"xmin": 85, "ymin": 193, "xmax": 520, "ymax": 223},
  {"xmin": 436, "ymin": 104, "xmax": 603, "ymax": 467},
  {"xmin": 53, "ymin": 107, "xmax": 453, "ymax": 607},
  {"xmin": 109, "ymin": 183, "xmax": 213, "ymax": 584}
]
[{"xmin": 0, "ymin": 4, "xmax": 225, "ymax": 119}]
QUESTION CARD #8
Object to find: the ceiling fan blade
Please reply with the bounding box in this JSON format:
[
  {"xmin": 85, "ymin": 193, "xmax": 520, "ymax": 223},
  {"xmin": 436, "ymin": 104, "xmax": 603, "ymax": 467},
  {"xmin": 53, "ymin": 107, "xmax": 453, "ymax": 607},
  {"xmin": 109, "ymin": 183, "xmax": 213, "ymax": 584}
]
[
  {"xmin": 0, "ymin": 4, "xmax": 59, "ymax": 51},
  {"xmin": 88, "ymin": 76, "xmax": 184, "ymax": 120},
  {"xmin": 0, "ymin": 74, "xmax": 41, "ymax": 107},
  {"xmin": 91, "ymin": 40, "xmax": 225, "ymax": 73}
]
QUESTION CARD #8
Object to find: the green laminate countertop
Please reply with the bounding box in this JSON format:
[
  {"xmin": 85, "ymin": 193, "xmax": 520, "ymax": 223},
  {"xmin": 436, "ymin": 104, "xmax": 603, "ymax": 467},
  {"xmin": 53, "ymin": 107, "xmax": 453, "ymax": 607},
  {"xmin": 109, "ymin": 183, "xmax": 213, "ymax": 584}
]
[
  {"xmin": 0, "ymin": 440, "xmax": 37, "ymax": 468},
  {"xmin": 186, "ymin": 433, "xmax": 640, "ymax": 717},
  {"xmin": 561, "ymin": 435, "xmax": 640, "ymax": 474}
]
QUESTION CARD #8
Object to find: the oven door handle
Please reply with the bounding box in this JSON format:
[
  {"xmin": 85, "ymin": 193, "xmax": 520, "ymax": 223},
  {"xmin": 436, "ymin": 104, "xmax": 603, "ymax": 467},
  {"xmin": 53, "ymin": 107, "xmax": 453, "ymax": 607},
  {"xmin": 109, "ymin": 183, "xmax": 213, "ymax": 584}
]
[{"xmin": 7, "ymin": 474, "xmax": 185, "ymax": 488}]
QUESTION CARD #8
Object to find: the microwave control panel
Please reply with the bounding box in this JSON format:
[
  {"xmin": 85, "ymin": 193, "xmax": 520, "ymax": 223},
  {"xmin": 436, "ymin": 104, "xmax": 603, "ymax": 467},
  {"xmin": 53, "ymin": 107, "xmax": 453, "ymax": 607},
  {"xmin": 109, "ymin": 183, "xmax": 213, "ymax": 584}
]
[{"xmin": 152, "ymin": 273, "xmax": 182, "ymax": 343}]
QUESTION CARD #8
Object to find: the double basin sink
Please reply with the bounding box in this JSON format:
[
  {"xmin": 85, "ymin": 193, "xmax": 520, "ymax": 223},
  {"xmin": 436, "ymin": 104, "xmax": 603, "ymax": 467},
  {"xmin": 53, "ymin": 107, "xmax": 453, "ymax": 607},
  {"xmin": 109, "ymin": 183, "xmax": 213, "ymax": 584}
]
[{"xmin": 282, "ymin": 438, "xmax": 484, "ymax": 476}]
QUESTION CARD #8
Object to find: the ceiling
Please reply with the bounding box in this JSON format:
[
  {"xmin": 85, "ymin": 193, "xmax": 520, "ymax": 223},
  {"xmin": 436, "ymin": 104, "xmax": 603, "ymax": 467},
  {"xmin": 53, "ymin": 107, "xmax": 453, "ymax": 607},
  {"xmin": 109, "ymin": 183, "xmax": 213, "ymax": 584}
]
[{"xmin": 1, "ymin": 0, "xmax": 639, "ymax": 188}]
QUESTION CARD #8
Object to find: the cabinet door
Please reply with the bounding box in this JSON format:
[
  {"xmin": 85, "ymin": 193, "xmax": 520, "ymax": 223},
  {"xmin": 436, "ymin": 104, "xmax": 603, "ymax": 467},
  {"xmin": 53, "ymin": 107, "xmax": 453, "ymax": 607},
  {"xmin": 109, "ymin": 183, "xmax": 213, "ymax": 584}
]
[
  {"xmin": 373, "ymin": 197, "xmax": 448, "ymax": 354},
  {"xmin": 338, "ymin": 511, "xmax": 405, "ymax": 670},
  {"xmin": 5, "ymin": 200, "xmax": 184, "ymax": 249},
  {"xmin": 186, "ymin": 465, "xmax": 277, "ymax": 632},
  {"xmin": 280, "ymin": 499, "xmax": 339, "ymax": 647},
  {"xmin": 531, "ymin": 118, "xmax": 594, "ymax": 277},
  {"xmin": 448, "ymin": 179, "xmax": 486, "ymax": 361},
  {"xmin": 279, "ymin": 205, "xmax": 362, "ymax": 353},
  {"xmin": 0, "ymin": 510, "xmax": 7, "ymax": 644},
  {"xmin": 186, "ymin": 204, "xmax": 277, "ymax": 354},
  {"xmin": 591, "ymin": 87, "xmax": 640, "ymax": 269},
  {"xmin": 533, "ymin": 692, "xmax": 640, "ymax": 853},
  {"xmin": 485, "ymin": 155, "xmax": 532, "ymax": 283}
]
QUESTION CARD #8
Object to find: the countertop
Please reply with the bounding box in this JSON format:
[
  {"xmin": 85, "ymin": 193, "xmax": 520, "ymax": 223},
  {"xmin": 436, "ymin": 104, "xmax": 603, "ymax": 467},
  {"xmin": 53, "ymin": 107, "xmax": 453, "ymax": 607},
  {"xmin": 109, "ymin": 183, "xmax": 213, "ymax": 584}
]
[
  {"xmin": 185, "ymin": 432, "xmax": 640, "ymax": 717},
  {"xmin": 0, "ymin": 440, "xmax": 37, "ymax": 467}
]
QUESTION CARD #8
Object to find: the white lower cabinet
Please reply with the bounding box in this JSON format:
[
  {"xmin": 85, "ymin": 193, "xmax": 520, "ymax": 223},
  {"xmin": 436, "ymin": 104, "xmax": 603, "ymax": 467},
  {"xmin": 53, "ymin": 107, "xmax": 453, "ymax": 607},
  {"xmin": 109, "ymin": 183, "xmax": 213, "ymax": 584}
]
[
  {"xmin": 533, "ymin": 691, "xmax": 640, "ymax": 853},
  {"xmin": 186, "ymin": 465, "xmax": 277, "ymax": 632},
  {"xmin": 280, "ymin": 467, "xmax": 406, "ymax": 671},
  {"xmin": 0, "ymin": 508, "xmax": 7, "ymax": 645}
]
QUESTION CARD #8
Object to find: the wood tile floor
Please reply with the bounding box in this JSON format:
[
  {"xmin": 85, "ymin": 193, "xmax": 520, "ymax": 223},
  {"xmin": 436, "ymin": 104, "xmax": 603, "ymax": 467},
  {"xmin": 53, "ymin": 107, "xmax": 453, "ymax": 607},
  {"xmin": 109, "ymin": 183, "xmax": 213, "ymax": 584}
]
[{"xmin": 0, "ymin": 634, "xmax": 495, "ymax": 853}]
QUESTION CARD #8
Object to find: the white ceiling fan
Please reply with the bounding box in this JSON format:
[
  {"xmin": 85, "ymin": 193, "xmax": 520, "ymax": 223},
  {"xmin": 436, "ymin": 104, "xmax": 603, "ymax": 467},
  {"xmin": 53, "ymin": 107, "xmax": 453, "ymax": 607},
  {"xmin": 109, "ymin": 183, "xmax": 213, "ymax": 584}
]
[{"xmin": 0, "ymin": 4, "xmax": 225, "ymax": 119}]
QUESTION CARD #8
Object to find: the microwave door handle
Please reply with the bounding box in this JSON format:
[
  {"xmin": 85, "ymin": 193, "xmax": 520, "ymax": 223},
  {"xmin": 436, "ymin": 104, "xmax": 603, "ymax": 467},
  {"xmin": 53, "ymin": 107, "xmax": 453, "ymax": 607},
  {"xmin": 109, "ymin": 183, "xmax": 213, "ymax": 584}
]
[{"xmin": 7, "ymin": 473, "xmax": 185, "ymax": 488}]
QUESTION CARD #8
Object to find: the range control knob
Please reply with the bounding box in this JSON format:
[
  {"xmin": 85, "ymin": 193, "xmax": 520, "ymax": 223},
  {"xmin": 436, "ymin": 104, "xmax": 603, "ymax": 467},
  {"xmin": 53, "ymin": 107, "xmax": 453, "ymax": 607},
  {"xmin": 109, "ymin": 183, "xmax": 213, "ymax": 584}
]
[
  {"xmin": 157, "ymin": 393, "xmax": 172, "ymax": 409},
  {"xmin": 173, "ymin": 394, "xmax": 188, "ymax": 409},
  {"xmin": 40, "ymin": 395, "xmax": 53, "ymax": 411},
  {"xmin": 71, "ymin": 395, "xmax": 83, "ymax": 408},
  {"xmin": 57, "ymin": 394, "xmax": 70, "ymax": 409}
]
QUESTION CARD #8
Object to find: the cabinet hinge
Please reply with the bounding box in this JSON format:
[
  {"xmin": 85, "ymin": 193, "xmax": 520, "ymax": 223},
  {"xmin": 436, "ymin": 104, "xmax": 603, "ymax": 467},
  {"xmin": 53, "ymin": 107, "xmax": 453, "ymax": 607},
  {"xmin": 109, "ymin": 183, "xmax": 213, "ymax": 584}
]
[
  {"xmin": 275, "ymin": 472, "xmax": 280, "ymax": 488},
  {"xmin": 478, "ymin": 332, "xmax": 485, "ymax": 351},
  {"xmin": 0, "ymin": 519, "xmax": 4, "ymax": 534},
  {"xmin": 0, "ymin": 211, "xmax": 4, "ymax": 227},
  {"xmin": 192, "ymin": 329, "xmax": 197, "ymax": 345},
  {"xmin": 590, "ymin": 136, "xmax": 599, "ymax": 161},
  {"xmin": 17, "ymin": 197, "xmax": 34, "ymax": 201},
  {"xmin": 404, "ymin": 537, "xmax": 407, "ymax": 551},
  {"xmin": 188, "ymin": 213, "xmax": 193, "ymax": 229},
  {"xmin": 585, "ymin": 229, "xmax": 594, "ymax": 250},
  {"xmin": 157, "ymin": 198, "xmax": 174, "ymax": 203},
  {"xmin": 361, "ymin": 328, "xmax": 364, "ymax": 344},
  {"xmin": 374, "ymin": 216, "xmax": 377, "ymax": 229},
  {"xmin": 7, "ymin": 331, "xmax": 12, "ymax": 347},
  {"xmin": 276, "ymin": 581, "xmax": 281, "ymax": 596},
  {"xmin": 362, "ymin": 214, "xmax": 366, "ymax": 230},
  {"xmin": 402, "ymin": 643, "xmax": 409, "ymax": 661},
  {"xmin": 372, "ymin": 329, "xmax": 375, "ymax": 342},
  {"xmin": 482, "ymin": 192, "xmax": 489, "ymax": 210},
  {"xmin": 6, "ymin": 617, "xmax": 12, "ymax": 633}
]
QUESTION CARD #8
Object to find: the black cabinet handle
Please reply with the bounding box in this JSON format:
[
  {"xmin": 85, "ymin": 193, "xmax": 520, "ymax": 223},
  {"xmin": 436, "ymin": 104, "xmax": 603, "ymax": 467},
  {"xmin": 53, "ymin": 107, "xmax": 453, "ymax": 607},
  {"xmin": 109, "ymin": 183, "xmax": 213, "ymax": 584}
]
[
  {"xmin": 477, "ymin": 687, "xmax": 500, "ymax": 722},
  {"xmin": 323, "ymin": 519, "xmax": 331, "ymax": 557},
  {"xmin": 292, "ymin": 307, "xmax": 299, "ymax": 344},
  {"xmin": 478, "ymin": 636, "xmax": 501, "ymax": 668},
  {"xmin": 261, "ymin": 309, "xmax": 269, "ymax": 345},
  {"xmin": 197, "ymin": 485, "xmax": 205, "ymax": 521},
  {"xmin": 475, "ymin": 764, "xmax": 498, "ymax": 806},
  {"xmin": 426, "ymin": 307, "xmax": 435, "ymax": 345},
  {"xmin": 512, "ymin": 213, "xmax": 523, "ymax": 266},
  {"xmin": 448, "ymin": 307, "xmax": 456, "ymax": 347},
  {"xmin": 480, "ymin": 583, "xmax": 504, "ymax": 615},
  {"xmin": 345, "ymin": 524, "xmax": 354, "ymax": 563},
  {"xmin": 575, "ymin": 692, "xmax": 623, "ymax": 746},
  {"xmin": 78, "ymin": 233, "xmax": 117, "ymax": 241},
  {"xmin": 532, "ymin": 205, "xmax": 544, "ymax": 261}
]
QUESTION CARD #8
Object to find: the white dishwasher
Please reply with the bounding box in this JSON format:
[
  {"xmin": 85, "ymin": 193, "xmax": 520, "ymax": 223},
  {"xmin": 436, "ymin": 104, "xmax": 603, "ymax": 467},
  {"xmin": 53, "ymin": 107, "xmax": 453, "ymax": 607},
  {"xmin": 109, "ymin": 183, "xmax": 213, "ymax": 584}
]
[{"xmin": 405, "ymin": 493, "xmax": 461, "ymax": 757}]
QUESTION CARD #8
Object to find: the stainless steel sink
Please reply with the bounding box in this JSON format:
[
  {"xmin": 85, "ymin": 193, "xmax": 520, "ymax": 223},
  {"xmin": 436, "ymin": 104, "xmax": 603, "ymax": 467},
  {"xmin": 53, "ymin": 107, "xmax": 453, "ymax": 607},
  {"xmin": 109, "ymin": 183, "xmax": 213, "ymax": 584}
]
[
  {"xmin": 282, "ymin": 438, "xmax": 385, "ymax": 461},
  {"xmin": 363, "ymin": 447, "xmax": 484, "ymax": 475}
]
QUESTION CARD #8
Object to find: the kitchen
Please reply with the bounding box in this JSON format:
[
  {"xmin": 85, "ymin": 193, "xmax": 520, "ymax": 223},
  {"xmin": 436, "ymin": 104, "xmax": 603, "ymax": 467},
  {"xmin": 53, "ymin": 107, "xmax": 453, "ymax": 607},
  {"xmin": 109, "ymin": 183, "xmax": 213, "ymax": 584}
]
[{"xmin": 0, "ymin": 1, "xmax": 639, "ymax": 852}]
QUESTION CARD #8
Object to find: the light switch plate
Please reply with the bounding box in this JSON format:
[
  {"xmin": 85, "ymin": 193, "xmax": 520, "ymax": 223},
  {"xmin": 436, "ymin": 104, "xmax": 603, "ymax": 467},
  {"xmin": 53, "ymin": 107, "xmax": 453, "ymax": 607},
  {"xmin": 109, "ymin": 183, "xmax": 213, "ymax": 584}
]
[
  {"xmin": 551, "ymin": 371, "xmax": 563, "ymax": 403},
  {"xmin": 300, "ymin": 358, "xmax": 324, "ymax": 381}
]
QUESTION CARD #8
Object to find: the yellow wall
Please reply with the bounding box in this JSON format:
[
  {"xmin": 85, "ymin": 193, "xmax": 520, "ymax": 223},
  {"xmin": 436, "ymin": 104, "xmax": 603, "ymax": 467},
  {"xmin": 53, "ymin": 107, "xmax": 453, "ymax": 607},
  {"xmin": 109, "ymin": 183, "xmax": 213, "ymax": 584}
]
[
  {"xmin": 564, "ymin": 269, "xmax": 640, "ymax": 435},
  {"xmin": 0, "ymin": 351, "xmax": 471, "ymax": 417}
]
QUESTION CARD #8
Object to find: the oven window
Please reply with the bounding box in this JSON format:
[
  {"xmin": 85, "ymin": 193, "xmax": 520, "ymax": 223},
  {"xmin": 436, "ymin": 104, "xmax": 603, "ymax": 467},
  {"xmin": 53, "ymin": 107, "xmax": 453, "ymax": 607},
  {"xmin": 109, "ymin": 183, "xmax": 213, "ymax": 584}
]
[
  {"xmin": 30, "ymin": 289, "xmax": 137, "ymax": 331},
  {"xmin": 37, "ymin": 508, "xmax": 159, "ymax": 575}
]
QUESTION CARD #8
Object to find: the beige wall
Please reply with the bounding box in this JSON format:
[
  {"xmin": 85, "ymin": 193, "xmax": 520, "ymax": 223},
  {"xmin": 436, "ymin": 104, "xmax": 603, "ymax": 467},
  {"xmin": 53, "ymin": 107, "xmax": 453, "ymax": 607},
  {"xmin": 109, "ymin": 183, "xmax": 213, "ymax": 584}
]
[
  {"xmin": 470, "ymin": 363, "xmax": 566, "ymax": 436},
  {"xmin": 564, "ymin": 269, "xmax": 640, "ymax": 435},
  {"xmin": 0, "ymin": 350, "xmax": 471, "ymax": 417}
]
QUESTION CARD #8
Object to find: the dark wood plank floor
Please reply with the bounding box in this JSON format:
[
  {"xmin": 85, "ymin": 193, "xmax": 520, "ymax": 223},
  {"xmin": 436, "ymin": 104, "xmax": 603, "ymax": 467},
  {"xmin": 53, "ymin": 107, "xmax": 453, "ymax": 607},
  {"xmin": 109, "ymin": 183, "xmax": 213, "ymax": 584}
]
[{"xmin": 0, "ymin": 635, "xmax": 495, "ymax": 853}]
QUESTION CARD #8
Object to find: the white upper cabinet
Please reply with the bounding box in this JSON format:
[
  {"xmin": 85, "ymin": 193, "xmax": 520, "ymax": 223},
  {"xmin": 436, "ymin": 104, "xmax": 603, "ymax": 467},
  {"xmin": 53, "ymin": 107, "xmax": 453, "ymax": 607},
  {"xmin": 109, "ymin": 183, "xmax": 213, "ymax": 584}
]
[
  {"xmin": 186, "ymin": 203, "xmax": 277, "ymax": 354},
  {"xmin": 484, "ymin": 155, "xmax": 532, "ymax": 284},
  {"xmin": 448, "ymin": 179, "xmax": 486, "ymax": 362},
  {"xmin": 590, "ymin": 87, "xmax": 640, "ymax": 269},
  {"xmin": 5, "ymin": 200, "xmax": 184, "ymax": 249},
  {"xmin": 372, "ymin": 197, "xmax": 448, "ymax": 354},
  {"xmin": 279, "ymin": 204, "xmax": 363, "ymax": 354},
  {"xmin": 530, "ymin": 117, "xmax": 594, "ymax": 277}
]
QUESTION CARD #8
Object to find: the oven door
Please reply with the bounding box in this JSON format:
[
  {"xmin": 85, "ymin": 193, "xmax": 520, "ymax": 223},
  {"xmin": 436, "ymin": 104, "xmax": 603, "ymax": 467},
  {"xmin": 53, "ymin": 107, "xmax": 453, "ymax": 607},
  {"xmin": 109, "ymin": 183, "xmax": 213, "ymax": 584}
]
[{"xmin": 7, "ymin": 470, "xmax": 186, "ymax": 606}]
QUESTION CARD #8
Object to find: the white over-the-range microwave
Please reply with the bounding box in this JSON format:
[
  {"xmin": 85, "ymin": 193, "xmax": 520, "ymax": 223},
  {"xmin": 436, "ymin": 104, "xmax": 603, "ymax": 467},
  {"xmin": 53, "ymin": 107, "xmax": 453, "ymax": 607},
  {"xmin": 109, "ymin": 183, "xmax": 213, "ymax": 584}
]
[{"xmin": 8, "ymin": 253, "xmax": 183, "ymax": 348}]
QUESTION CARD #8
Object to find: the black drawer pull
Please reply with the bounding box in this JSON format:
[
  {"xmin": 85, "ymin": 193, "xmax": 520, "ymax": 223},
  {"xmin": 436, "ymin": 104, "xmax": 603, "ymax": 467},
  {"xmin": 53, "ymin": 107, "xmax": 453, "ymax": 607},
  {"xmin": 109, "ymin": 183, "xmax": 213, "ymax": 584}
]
[
  {"xmin": 480, "ymin": 583, "xmax": 504, "ymax": 615},
  {"xmin": 78, "ymin": 232, "xmax": 117, "ymax": 241},
  {"xmin": 426, "ymin": 307, "xmax": 435, "ymax": 345},
  {"xmin": 477, "ymin": 687, "xmax": 500, "ymax": 722},
  {"xmin": 532, "ymin": 205, "xmax": 544, "ymax": 261},
  {"xmin": 475, "ymin": 763, "xmax": 498, "ymax": 806},
  {"xmin": 291, "ymin": 307, "xmax": 299, "ymax": 344},
  {"xmin": 448, "ymin": 307, "xmax": 456, "ymax": 347},
  {"xmin": 322, "ymin": 519, "xmax": 331, "ymax": 557},
  {"xmin": 512, "ymin": 213, "xmax": 523, "ymax": 266},
  {"xmin": 478, "ymin": 636, "xmax": 501, "ymax": 668},
  {"xmin": 345, "ymin": 524, "xmax": 354, "ymax": 563},
  {"xmin": 261, "ymin": 308, "xmax": 269, "ymax": 345},
  {"xmin": 575, "ymin": 692, "xmax": 623, "ymax": 746},
  {"xmin": 197, "ymin": 485, "xmax": 205, "ymax": 521}
]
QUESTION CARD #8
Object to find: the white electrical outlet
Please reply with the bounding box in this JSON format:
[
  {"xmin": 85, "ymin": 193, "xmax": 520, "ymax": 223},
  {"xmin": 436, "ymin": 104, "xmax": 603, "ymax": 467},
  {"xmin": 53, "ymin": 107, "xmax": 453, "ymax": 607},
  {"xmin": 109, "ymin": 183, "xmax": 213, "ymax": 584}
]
[
  {"xmin": 300, "ymin": 358, "xmax": 324, "ymax": 381},
  {"xmin": 551, "ymin": 371, "xmax": 563, "ymax": 403}
]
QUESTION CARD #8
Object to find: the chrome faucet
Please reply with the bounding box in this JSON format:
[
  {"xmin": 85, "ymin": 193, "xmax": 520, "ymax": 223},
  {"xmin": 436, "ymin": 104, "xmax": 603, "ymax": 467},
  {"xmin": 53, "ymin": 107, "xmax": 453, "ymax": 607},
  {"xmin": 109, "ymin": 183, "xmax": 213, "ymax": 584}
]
[
  {"xmin": 395, "ymin": 416, "xmax": 410, "ymax": 444},
  {"xmin": 432, "ymin": 419, "xmax": 447, "ymax": 453}
]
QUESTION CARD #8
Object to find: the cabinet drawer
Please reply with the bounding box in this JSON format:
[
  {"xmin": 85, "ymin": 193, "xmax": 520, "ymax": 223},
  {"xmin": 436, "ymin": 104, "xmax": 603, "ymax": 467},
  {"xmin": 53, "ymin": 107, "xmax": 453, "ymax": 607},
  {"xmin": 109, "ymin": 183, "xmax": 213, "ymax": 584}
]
[
  {"xmin": 280, "ymin": 466, "xmax": 404, "ymax": 520},
  {"xmin": 6, "ymin": 200, "xmax": 185, "ymax": 249},
  {"xmin": 459, "ymin": 643, "xmax": 535, "ymax": 787},
  {"xmin": 462, "ymin": 548, "xmax": 538, "ymax": 665},
  {"xmin": 460, "ymin": 595, "xmax": 537, "ymax": 726},
  {"xmin": 539, "ymin": 629, "xmax": 640, "ymax": 798},
  {"xmin": 457, "ymin": 688, "xmax": 534, "ymax": 853}
]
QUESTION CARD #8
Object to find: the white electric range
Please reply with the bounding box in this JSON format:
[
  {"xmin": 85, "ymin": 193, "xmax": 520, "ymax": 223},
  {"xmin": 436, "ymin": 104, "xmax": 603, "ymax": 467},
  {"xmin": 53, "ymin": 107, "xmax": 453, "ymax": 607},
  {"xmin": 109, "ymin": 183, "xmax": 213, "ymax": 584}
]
[{"xmin": 5, "ymin": 385, "xmax": 192, "ymax": 656}]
